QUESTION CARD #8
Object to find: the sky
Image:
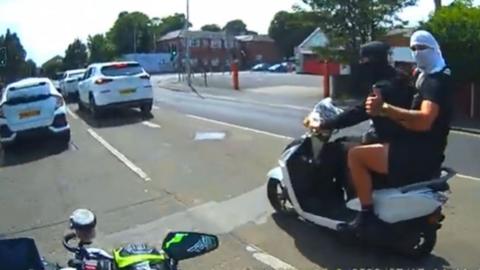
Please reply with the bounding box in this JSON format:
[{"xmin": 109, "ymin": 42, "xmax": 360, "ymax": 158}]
[{"xmin": 0, "ymin": 0, "xmax": 468, "ymax": 65}]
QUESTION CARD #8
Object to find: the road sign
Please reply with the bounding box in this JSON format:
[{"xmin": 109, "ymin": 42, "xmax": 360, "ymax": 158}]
[{"xmin": 0, "ymin": 47, "xmax": 6, "ymax": 67}]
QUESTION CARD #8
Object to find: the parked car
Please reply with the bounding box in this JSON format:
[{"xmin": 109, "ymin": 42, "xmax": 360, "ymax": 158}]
[
  {"xmin": 0, "ymin": 78, "xmax": 70, "ymax": 151},
  {"xmin": 51, "ymin": 71, "xmax": 64, "ymax": 91},
  {"xmin": 251, "ymin": 63, "xmax": 271, "ymax": 72},
  {"xmin": 59, "ymin": 69, "xmax": 85, "ymax": 99},
  {"xmin": 268, "ymin": 62, "xmax": 295, "ymax": 73},
  {"xmin": 77, "ymin": 61, "xmax": 153, "ymax": 118}
]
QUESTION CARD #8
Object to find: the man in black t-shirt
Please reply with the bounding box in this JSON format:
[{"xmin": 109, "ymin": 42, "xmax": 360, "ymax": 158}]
[{"xmin": 338, "ymin": 30, "xmax": 453, "ymax": 235}]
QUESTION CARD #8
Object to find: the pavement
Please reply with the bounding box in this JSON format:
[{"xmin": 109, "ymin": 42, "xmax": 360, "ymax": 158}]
[{"xmin": 0, "ymin": 73, "xmax": 479, "ymax": 269}]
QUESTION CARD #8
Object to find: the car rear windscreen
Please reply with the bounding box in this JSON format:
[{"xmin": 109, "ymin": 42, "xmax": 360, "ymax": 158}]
[
  {"xmin": 68, "ymin": 72, "xmax": 84, "ymax": 78},
  {"xmin": 101, "ymin": 63, "xmax": 143, "ymax": 77}
]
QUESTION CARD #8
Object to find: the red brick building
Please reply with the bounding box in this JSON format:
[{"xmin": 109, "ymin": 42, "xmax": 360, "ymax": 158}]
[
  {"xmin": 235, "ymin": 35, "xmax": 281, "ymax": 67},
  {"xmin": 156, "ymin": 30, "xmax": 281, "ymax": 71}
]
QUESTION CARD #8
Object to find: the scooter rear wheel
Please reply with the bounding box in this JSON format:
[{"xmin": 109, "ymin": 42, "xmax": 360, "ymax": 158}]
[
  {"xmin": 397, "ymin": 227, "xmax": 437, "ymax": 258},
  {"xmin": 267, "ymin": 178, "xmax": 295, "ymax": 215}
]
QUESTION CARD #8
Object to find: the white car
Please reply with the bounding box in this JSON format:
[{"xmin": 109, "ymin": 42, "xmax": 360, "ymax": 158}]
[
  {"xmin": 77, "ymin": 62, "xmax": 153, "ymax": 118},
  {"xmin": 0, "ymin": 78, "xmax": 70, "ymax": 150},
  {"xmin": 60, "ymin": 69, "xmax": 85, "ymax": 99}
]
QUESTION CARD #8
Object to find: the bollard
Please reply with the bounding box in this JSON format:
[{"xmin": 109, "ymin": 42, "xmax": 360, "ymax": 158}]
[
  {"xmin": 231, "ymin": 62, "xmax": 239, "ymax": 90},
  {"xmin": 323, "ymin": 60, "xmax": 330, "ymax": 98}
]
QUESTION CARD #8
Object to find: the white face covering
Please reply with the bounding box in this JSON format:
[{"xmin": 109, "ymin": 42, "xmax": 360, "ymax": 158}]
[{"xmin": 410, "ymin": 30, "xmax": 446, "ymax": 74}]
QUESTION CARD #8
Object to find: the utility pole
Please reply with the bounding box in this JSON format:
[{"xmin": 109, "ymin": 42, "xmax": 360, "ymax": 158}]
[
  {"xmin": 184, "ymin": 0, "xmax": 191, "ymax": 86},
  {"xmin": 133, "ymin": 24, "xmax": 137, "ymax": 53}
]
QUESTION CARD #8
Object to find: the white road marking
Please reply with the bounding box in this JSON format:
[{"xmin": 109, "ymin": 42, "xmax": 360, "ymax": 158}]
[
  {"xmin": 141, "ymin": 121, "xmax": 161, "ymax": 128},
  {"xmin": 66, "ymin": 108, "xmax": 79, "ymax": 120},
  {"xmin": 457, "ymin": 173, "xmax": 480, "ymax": 182},
  {"xmin": 200, "ymin": 93, "xmax": 311, "ymax": 112},
  {"xmin": 187, "ymin": 114, "xmax": 293, "ymax": 140},
  {"xmin": 87, "ymin": 128, "xmax": 151, "ymax": 181},
  {"xmin": 451, "ymin": 129, "xmax": 480, "ymax": 138},
  {"xmin": 187, "ymin": 114, "xmax": 480, "ymax": 183},
  {"xmin": 153, "ymin": 105, "xmax": 160, "ymax": 110},
  {"xmin": 246, "ymin": 245, "xmax": 297, "ymax": 270}
]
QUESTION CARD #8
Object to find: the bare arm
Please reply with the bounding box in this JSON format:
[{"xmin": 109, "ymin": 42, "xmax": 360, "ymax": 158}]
[{"xmin": 382, "ymin": 100, "xmax": 439, "ymax": 131}]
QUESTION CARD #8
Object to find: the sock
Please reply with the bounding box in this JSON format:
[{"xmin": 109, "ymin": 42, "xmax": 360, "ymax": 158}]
[{"xmin": 361, "ymin": 204, "xmax": 374, "ymax": 213}]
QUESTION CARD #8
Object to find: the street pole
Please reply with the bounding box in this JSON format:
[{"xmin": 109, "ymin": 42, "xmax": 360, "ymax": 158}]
[
  {"xmin": 184, "ymin": 0, "xmax": 191, "ymax": 86},
  {"xmin": 133, "ymin": 25, "xmax": 137, "ymax": 53}
]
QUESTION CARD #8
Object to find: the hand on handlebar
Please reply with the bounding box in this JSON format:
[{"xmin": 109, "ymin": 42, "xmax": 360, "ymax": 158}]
[{"xmin": 303, "ymin": 112, "xmax": 325, "ymax": 134}]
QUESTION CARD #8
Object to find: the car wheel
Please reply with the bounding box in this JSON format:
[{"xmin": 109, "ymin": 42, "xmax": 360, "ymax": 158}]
[
  {"xmin": 58, "ymin": 130, "xmax": 71, "ymax": 148},
  {"xmin": 78, "ymin": 98, "xmax": 86, "ymax": 112},
  {"xmin": 140, "ymin": 102, "xmax": 153, "ymax": 116},
  {"xmin": 89, "ymin": 95, "xmax": 101, "ymax": 118}
]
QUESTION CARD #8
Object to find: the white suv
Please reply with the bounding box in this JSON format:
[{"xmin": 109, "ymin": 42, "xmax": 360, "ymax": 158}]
[
  {"xmin": 0, "ymin": 78, "xmax": 70, "ymax": 150},
  {"xmin": 60, "ymin": 69, "xmax": 85, "ymax": 99},
  {"xmin": 77, "ymin": 62, "xmax": 153, "ymax": 118}
]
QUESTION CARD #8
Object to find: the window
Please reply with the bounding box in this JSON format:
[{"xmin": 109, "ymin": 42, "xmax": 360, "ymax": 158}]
[
  {"xmin": 189, "ymin": 39, "xmax": 200, "ymax": 48},
  {"xmin": 211, "ymin": 58, "xmax": 219, "ymax": 67},
  {"xmin": 190, "ymin": 58, "xmax": 198, "ymax": 66},
  {"xmin": 203, "ymin": 39, "xmax": 210, "ymax": 48},
  {"xmin": 101, "ymin": 63, "xmax": 144, "ymax": 77},
  {"xmin": 211, "ymin": 39, "xmax": 222, "ymax": 49},
  {"xmin": 82, "ymin": 68, "xmax": 93, "ymax": 80}
]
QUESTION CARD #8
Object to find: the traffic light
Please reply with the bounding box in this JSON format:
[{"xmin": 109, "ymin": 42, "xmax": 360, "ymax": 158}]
[
  {"xmin": 0, "ymin": 47, "xmax": 6, "ymax": 67},
  {"xmin": 170, "ymin": 49, "xmax": 177, "ymax": 62}
]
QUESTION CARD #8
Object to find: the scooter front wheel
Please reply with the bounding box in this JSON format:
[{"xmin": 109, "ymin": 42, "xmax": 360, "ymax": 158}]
[{"xmin": 267, "ymin": 178, "xmax": 296, "ymax": 215}]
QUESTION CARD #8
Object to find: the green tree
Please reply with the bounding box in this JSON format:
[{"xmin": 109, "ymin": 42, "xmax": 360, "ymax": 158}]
[
  {"xmin": 301, "ymin": 0, "xmax": 417, "ymax": 63},
  {"xmin": 107, "ymin": 11, "xmax": 153, "ymax": 55},
  {"xmin": 41, "ymin": 56, "xmax": 64, "ymax": 79},
  {"xmin": 63, "ymin": 39, "xmax": 88, "ymax": 70},
  {"xmin": 87, "ymin": 34, "xmax": 115, "ymax": 63},
  {"xmin": 268, "ymin": 11, "xmax": 319, "ymax": 57},
  {"xmin": 423, "ymin": 0, "xmax": 480, "ymax": 82},
  {"xmin": 22, "ymin": 59, "xmax": 37, "ymax": 77},
  {"xmin": 201, "ymin": 24, "xmax": 222, "ymax": 32},
  {"xmin": 223, "ymin": 19, "xmax": 248, "ymax": 36},
  {"xmin": 156, "ymin": 13, "xmax": 190, "ymax": 36},
  {"xmin": 0, "ymin": 29, "xmax": 27, "ymax": 83}
]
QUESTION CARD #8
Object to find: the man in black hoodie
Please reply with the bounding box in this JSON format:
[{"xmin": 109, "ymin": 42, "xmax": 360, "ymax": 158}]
[{"xmin": 307, "ymin": 41, "xmax": 413, "ymax": 142}]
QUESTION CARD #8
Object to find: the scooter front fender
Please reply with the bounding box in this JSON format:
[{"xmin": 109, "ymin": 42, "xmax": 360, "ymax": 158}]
[{"xmin": 267, "ymin": 166, "xmax": 283, "ymax": 182}]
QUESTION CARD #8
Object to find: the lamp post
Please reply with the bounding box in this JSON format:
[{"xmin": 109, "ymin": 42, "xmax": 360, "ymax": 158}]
[{"xmin": 184, "ymin": 0, "xmax": 191, "ymax": 86}]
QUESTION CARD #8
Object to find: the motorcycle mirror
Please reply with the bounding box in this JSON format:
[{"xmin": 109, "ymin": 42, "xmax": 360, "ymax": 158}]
[
  {"xmin": 69, "ymin": 209, "xmax": 96, "ymax": 244},
  {"xmin": 161, "ymin": 231, "xmax": 219, "ymax": 261}
]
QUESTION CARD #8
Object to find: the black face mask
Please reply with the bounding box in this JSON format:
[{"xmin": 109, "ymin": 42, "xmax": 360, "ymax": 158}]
[{"xmin": 354, "ymin": 61, "xmax": 393, "ymax": 95}]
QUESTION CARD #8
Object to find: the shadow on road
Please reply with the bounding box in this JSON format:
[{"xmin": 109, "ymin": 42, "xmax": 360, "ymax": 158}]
[
  {"xmin": 271, "ymin": 213, "xmax": 450, "ymax": 269},
  {"xmin": 75, "ymin": 105, "xmax": 153, "ymax": 129},
  {"xmin": 0, "ymin": 139, "xmax": 69, "ymax": 167}
]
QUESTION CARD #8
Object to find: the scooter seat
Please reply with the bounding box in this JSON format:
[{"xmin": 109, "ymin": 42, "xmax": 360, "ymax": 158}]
[{"xmin": 400, "ymin": 167, "xmax": 456, "ymax": 193}]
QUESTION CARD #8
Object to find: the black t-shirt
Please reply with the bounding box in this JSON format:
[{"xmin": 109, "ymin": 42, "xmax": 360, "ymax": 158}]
[{"xmin": 407, "ymin": 68, "xmax": 453, "ymax": 153}]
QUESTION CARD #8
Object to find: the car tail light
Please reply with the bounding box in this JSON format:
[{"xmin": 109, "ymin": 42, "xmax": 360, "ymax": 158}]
[
  {"xmin": 55, "ymin": 95, "xmax": 65, "ymax": 109},
  {"xmin": 140, "ymin": 74, "xmax": 150, "ymax": 80},
  {"xmin": 113, "ymin": 63, "xmax": 128, "ymax": 68},
  {"xmin": 95, "ymin": 78, "xmax": 113, "ymax": 85}
]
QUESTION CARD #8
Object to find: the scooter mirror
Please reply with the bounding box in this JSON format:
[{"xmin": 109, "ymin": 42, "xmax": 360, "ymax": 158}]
[{"xmin": 162, "ymin": 231, "xmax": 219, "ymax": 261}]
